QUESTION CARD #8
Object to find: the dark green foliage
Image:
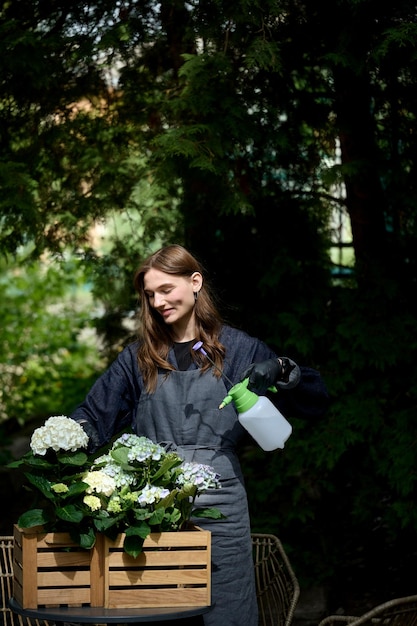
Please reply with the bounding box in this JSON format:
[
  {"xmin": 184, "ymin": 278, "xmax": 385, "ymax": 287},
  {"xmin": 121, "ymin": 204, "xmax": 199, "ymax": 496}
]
[
  {"xmin": 243, "ymin": 281, "xmax": 417, "ymax": 600},
  {"xmin": 1, "ymin": 0, "xmax": 417, "ymax": 610}
]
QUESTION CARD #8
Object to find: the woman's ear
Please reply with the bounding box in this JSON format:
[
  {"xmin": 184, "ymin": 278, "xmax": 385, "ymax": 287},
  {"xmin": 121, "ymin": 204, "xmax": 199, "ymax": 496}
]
[{"xmin": 191, "ymin": 271, "xmax": 203, "ymax": 293}]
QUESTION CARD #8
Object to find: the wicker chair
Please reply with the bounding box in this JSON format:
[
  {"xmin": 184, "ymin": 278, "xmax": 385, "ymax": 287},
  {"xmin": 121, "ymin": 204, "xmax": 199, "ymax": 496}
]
[
  {"xmin": 251, "ymin": 533, "xmax": 300, "ymax": 626},
  {"xmin": 0, "ymin": 536, "xmax": 52, "ymax": 626},
  {"xmin": 318, "ymin": 595, "xmax": 417, "ymax": 626}
]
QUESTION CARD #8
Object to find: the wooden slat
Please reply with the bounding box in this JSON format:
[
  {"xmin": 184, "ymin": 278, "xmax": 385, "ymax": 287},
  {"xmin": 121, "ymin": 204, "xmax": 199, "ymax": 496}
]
[
  {"xmin": 37, "ymin": 587, "xmax": 91, "ymax": 605},
  {"xmin": 107, "ymin": 586, "xmax": 209, "ymax": 608},
  {"xmin": 37, "ymin": 533, "xmax": 75, "ymax": 548},
  {"xmin": 37, "ymin": 570, "xmax": 92, "ymax": 586},
  {"xmin": 108, "ymin": 529, "xmax": 210, "ymax": 550},
  {"xmin": 90, "ymin": 531, "xmax": 105, "ymax": 607},
  {"xmin": 108, "ymin": 567, "xmax": 208, "ymax": 586},
  {"xmin": 108, "ymin": 549, "xmax": 209, "ymax": 567},
  {"xmin": 19, "ymin": 529, "xmax": 38, "ymax": 609},
  {"xmin": 36, "ymin": 551, "xmax": 92, "ymax": 568}
]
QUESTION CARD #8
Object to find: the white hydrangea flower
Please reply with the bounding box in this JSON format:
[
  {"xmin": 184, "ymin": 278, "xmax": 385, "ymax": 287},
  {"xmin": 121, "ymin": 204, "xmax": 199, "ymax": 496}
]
[
  {"xmin": 51, "ymin": 483, "xmax": 69, "ymax": 494},
  {"xmin": 83, "ymin": 495, "xmax": 102, "ymax": 511},
  {"xmin": 83, "ymin": 470, "xmax": 116, "ymax": 497},
  {"xmin": 30, "ymin": 415, "xmax": 89, "ymax": 456}
]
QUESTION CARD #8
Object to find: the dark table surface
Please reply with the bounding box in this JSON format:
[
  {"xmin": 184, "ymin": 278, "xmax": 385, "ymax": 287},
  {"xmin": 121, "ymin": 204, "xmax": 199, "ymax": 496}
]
[{"xmin": 9, "ymin": 597, "xmax": 212, "ymax": 623}]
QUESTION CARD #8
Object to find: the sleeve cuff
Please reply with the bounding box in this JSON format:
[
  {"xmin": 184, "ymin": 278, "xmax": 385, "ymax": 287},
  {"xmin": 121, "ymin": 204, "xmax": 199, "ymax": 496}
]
[{"xmin": 276, "ymin": 358, "xmax": 301, "ymax": 390}]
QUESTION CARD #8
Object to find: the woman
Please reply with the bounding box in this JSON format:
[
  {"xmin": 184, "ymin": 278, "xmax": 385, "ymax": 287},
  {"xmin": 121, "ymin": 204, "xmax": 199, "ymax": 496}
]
[{"xmin": 71, "ymin": 244, "xmax": 328, "ymax": 626}]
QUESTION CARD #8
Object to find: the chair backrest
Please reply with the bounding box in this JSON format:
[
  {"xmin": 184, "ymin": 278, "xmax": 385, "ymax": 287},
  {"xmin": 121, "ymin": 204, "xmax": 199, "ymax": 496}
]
[
  {"xmin": 0, "ymin": 536, "xmax": 51, "ymax": 626},
  {"xmin": 251, "ymin": 533, "xmax": 300, "ymax": 626},
  {"xmin": 318, "ymin": 595, "xmax": 417, "ymax": 626}
]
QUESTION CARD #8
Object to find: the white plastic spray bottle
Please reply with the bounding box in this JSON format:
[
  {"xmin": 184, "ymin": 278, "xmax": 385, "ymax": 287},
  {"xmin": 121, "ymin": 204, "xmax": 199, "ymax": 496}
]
[
  {"xmin": 192, "ymin": 341, "xmax": 292, "ymax": 452},
  {"xmin": 219, "ymin": 378, "xmax": 292, "ymax": 451}
]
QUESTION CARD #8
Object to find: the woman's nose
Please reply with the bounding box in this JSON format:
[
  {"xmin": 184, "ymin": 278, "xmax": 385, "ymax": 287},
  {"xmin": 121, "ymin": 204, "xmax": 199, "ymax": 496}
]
[{"xmin": 153, "ymin": 293, "xmax": 165, "ymax": 308}]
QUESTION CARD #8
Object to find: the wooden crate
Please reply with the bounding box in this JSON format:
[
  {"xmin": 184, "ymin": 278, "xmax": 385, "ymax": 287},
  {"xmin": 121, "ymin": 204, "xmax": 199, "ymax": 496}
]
[
  {"xmin": 13, "ymin": 525, "xmax": 101, "ymax": 609},
  {"xmin": 13, "ymin": 524, "xmax": 211, "ymax": 609}
]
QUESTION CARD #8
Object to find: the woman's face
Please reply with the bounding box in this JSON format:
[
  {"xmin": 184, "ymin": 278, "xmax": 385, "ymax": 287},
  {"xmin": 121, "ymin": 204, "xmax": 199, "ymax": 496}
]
[{"xmin": 143, "ymin": 268, "xmax": 202, "ymax": 330}]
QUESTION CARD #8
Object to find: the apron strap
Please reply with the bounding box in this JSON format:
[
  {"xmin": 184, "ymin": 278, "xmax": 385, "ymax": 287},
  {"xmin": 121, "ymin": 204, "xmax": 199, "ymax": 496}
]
[{"xmin": 160, "ymin": 441, "xmax": 234, "ymax": 453}]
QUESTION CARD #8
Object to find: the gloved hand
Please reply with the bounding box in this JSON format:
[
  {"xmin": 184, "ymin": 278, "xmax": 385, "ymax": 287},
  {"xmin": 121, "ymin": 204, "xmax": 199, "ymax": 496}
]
[
  {"xmin": 77, "ymin": 419, "xmax": 101, "ymax": 453},
  {"xmin": 240, "ymin": 357, "xmax": 300, "ymax": 395}
]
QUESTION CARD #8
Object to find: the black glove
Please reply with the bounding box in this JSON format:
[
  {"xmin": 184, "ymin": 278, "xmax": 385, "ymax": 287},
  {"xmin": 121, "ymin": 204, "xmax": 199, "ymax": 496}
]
[
  {"xmin": 77, "ymin": 419, "xmax": 101, "ymax": 453},
  {"xmin": 241, "ymin": 357, "xmax": 300, "ymax": 395}
]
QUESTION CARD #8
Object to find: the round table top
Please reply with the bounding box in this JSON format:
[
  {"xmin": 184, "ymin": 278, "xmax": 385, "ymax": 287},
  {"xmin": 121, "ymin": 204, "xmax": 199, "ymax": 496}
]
[{"xmin": 9, "ymin": 597, "xmax": 213, "ymax": 623}]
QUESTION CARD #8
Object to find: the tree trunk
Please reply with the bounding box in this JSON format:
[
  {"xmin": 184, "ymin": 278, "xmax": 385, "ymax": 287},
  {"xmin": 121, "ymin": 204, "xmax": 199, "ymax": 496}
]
[{"xmin": 333, "ymin": 64, "xmax": 390, "ymax": 285}]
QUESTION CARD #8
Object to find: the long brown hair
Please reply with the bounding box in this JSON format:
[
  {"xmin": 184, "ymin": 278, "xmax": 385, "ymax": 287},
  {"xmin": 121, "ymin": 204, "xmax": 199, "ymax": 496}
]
[{"xmin": 133, "ymin": 244, "xmax": 225, "ymax": 392}]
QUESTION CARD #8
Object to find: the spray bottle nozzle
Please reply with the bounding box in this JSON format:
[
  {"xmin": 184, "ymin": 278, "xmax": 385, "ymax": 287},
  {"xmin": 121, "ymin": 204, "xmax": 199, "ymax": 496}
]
[
  {"xmin": 219, "ymin": 378, "xmax": 250, "ymax": 409},
  {"xmin": 192, "ymin": 341, "xmax": 206, "ymax": 355}
]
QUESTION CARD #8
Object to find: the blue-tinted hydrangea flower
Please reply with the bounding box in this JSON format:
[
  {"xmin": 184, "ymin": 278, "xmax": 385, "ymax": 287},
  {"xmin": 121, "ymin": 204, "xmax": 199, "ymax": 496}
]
[
  {"xmin": 138, "ymin": 484, "xmax": 170, "ymax": 506},
  {"xmin": 93, "ymin": 454, "xmax": 137, "ymax": 488},
  {"xmin": 112, "ymin": 434, "xmax": 165, "ymax": 462},
  {"xmin": 176, "ymin": 462, "xmax": 221, "ymax": 492}
]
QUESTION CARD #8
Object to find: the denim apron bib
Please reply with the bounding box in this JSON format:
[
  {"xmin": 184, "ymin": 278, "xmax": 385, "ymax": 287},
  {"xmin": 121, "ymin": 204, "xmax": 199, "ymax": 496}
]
[{"xmin": 134, "ymin": 367, "xmax": 258, "ymax": 626}]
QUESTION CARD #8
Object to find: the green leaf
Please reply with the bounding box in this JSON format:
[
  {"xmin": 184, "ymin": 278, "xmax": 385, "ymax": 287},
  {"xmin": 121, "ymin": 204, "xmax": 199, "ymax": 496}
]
[
  {"xmin": 70, "ymin": 527, "xmax": 96, "ymax": 550},
  {"xmin": 7, "ymin": 459, "xmax": 25, "ymax": 469},
  {"xmin": 133, "ymin": 508, "xmax": 151, "ymax": 521},
  {"xmin": 65, "ymin": 481, "xmax": 89, "ymax": 497},
  {"xmin": 125, "ymin": 522, "xmax": 151, "ymax": 539},
  {"xmin": 162, "ymin": 508, "xmax": 181, "ymax": 526},
  {"xmin": 94, "ymin": 516, "xmax": 121, "ymax": 532},
  {"xmin": 157, "ymin": 489, "xmax": 178, "ymax": 509},
  {"xmin": 22, "ymin": 455, "xmax": 56, "ymax": 470},
  {"xmin": 148, "ymin": 507, "xmax": 165, "ymax": 525},
  {"xmin": 177, "ymin": 484, "xmax": 197, "ymax": 499},
  {"xmin": 192, "ymin": 507, "xmax": 226, "ymax": 520},
  {"xmin": 123, "ymin": 533, "xmax": 146, "ymax": 558},
  {"xmin": 57, "ymin": 451, "xmax": 89, "ymax": 466},
  {"xmin": 110, "ymin": 447, "xmax": 131, "ymax": 468},
  {"xmin": 25, "ymin": 473, "xmax": 55, "ymax": 500},
  {"xmin": 151, "ymin": 455, "xmax": 183, "ymax": 481},
  {"xmin": 56, "ymin": 504, "xmax": 84, "ymax": 523},
  {"xmin": 17, "ymin": 508, "xmax": 52, "ymax": 528}
]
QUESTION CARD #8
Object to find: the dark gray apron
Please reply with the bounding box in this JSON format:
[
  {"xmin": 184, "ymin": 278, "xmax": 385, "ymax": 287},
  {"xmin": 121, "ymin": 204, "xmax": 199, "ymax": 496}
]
[{"xmin": 134, "ymin": 368, "xmax": 258, "ymax": 626}]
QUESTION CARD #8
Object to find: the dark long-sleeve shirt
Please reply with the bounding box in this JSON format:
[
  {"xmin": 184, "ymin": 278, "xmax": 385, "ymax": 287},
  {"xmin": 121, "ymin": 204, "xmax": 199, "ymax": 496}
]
[{"xmin": 71, "ymin": 324, "xmax": 328, "ymax": 448}]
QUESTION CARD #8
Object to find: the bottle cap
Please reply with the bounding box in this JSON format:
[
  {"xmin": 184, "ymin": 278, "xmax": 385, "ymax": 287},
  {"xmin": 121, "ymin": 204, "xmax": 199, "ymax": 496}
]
[{"xmin": 219, "ymin": 379, "xmax": 258, "ymax": 412}]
